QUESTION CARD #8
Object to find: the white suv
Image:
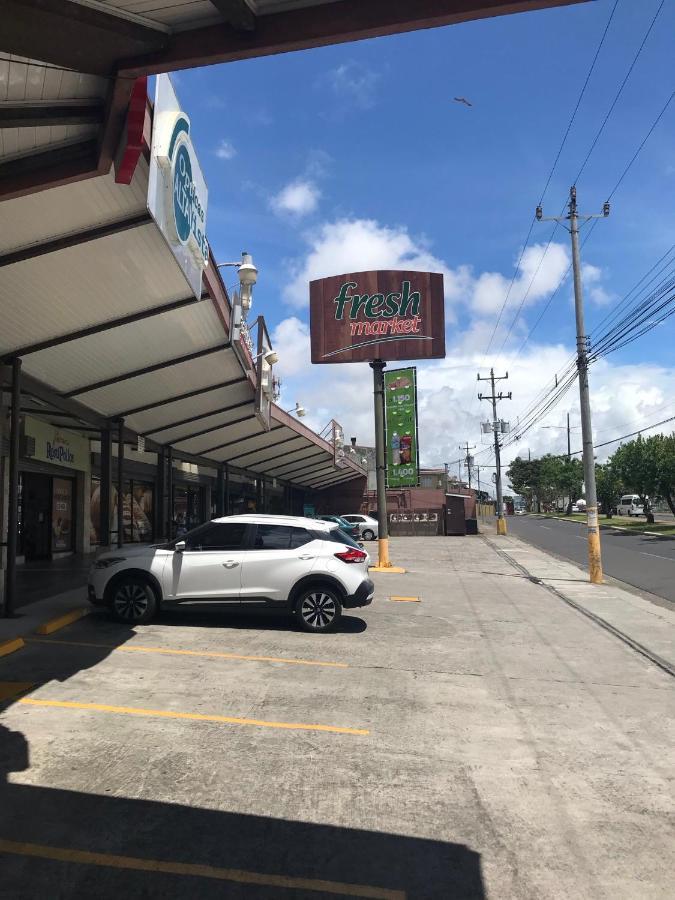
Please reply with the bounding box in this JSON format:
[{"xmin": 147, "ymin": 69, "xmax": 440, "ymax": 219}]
[
  {"xmin": 340, "ymin": 514, "xmax": 379, "ymax": 541},
  {"xmin": 88, "ymin": 515, "xmax": 374, "ymax": 633}
]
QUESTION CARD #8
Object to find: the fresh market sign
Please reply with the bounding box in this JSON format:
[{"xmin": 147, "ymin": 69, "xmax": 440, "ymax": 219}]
[
  {"xmin": 309, "ymin": 270, "xmax": 445, "ymax": 363},
  {"xmin": 148, "ymin": 75, "xmax": 209, "ymax": 299}
]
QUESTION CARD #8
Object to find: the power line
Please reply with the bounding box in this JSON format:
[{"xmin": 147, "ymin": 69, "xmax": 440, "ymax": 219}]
[
  {"xmin": 479, "ymin": 0, "xmax": 621, "ymax": 364},
  {"xmin": 573, "ymin": 0, "xmax": 666, "ymax": 184}
]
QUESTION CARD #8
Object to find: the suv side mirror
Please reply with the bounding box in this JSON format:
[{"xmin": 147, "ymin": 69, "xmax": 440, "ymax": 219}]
[{"xmin": 175, "ymin": 540, "xmax": 186, "ymax": 552}]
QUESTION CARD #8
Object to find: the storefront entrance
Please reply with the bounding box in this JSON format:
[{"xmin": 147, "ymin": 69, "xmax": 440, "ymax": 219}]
[{"xmin": 19, "ymin": 472, "xmax": 75, "ymax": 560}]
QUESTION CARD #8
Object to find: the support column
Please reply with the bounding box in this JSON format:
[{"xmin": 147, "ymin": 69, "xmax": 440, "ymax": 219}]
[
  {"xmin": 369, "ymin": 359, "xmax": 404, "ymax": 572},
  {"xmin": 225, "ymin": 463, "xmax": 230, "ymax": 514},
  {"xmin": 166, "ymin": 446, "xmax": 173, "ymax": 538},
  {"xmin": 216, "ymin": 465, "xmax": 225, "ymax": 517},
  {"xmin": 4, "ymin": 358, "xmax": 21, "ymax": 617},
  {"xmin": 100, "ymin": 426, "xmax": 112, "ymax": 548},
  {"xmin": 155, "ymin": 447, "xmax": 166, "ymax": 540},
  {"xmin": 117, "ymin": 418, "xmax": 124, "ymax": 549}
]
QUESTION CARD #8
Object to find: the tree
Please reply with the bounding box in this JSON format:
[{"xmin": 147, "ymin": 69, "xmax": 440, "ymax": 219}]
[
  {"xmin": 506, "ymin": 457, "xmax": 539, "ymax": 510},
  {"xmin": 654, "ymin": 433, "xmax": 675, "ymax": 516},
  {"xmin": 595, "ymin": 462, "xmax": 622, "ymax": 518},
  {"xmin": 611, "ymin": 435, "xmax": 660, "ymax": 523},
  {"xmin": 555, "ymin": 457, "xmax": 584, "ymax": 514}
]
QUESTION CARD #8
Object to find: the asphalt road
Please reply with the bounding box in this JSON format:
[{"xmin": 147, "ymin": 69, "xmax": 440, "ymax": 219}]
[{"xmin": 507, "ymin": 514, "xmax": 675, "ymax": 604}]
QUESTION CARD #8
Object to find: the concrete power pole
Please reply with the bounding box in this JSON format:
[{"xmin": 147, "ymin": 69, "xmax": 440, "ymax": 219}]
[
  {"xmin": 460, "ymin": 441, "xmax": 476, "ymax": 489},
  {"xmin": 536, "ymin": 186, "xmax": 609, "ymax": 584},
  {"xmin": 478, "ymin": 369, "xmax": 511, "ymax": 536},
  {"xmin": 567, "ymin": 412, "xmax": 571, "ymax": 460}
]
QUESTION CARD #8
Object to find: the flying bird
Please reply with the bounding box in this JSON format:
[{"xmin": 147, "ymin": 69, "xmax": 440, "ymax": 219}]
[{"xmin": 453, "ymin": 97, "xmax": 473, "ymax": 107}]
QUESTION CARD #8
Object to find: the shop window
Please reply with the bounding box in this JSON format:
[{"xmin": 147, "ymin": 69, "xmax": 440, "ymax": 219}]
[{"xmin": 52, "ymin": 478, "xmax": 74, "ymax": 552}]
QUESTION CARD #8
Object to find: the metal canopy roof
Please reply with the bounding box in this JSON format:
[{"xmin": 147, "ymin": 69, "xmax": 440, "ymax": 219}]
[
  {"xmin": 0, "ymin": 1, "xmax": 589, "ymax": 199},
  {"xmin": 0, "ymin": 138, "xmax": 364, "ymax": 491}
]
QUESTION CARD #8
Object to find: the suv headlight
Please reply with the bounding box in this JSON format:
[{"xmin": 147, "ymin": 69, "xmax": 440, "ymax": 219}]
[{"xmin": 94, "ymin": 557, "xmax": 127, "ymax": 569}]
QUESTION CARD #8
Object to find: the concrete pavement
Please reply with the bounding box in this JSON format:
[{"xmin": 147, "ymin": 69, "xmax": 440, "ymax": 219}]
[
  {"xmin": 507, "ymin": 513, "xmax": 675, "ymax": 604},
  {"xmin": 1, "ymin": 535, "xmax": 674, "ymax": 899}
]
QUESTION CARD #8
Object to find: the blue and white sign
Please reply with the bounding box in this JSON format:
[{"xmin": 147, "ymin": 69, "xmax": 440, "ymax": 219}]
[{"xmin": 147, "ymin": 75, "xmax": 209, "ymax": 299}]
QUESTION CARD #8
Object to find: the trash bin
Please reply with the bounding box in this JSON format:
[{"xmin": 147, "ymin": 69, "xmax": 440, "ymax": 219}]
[{"xmin": 465, "ymin": 518, "xmax": 478, "ymax": 535}]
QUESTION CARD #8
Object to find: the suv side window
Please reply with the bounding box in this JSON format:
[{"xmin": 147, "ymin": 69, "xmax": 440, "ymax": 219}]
[
  {"xmin": 289, "ymin": 527, "xmax": 313, "ymax": 549},
  {"xmin": 186, "ymin": 523, "xmax": 248, "ymax": 551},
  {"xmin": 253, "ymin": 524, "xmax": 293, "ymax": 550},
  {"xmin": 319, "ymin": 527, "xmax": 362, "ymax": 549}
]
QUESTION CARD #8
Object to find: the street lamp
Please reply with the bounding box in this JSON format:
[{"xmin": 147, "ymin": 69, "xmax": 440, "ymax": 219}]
[
  {"xmin": 254, "ymin": 348, "xmax": 279, "ymax": 366},
  {"xmin": 285, "ymin": 401, "xmax": 306, "ymax": 417},
  {"xmin": 217, "ymin": 251, "xmax": 258, "ymax": 313}
]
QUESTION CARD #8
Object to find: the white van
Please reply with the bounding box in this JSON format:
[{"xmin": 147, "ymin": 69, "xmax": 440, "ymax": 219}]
[{"xmin": 617, "ymin": 495, "xmax": 645, "ymax": 517}]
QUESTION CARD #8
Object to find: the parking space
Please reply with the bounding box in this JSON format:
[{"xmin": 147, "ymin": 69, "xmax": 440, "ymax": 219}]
[{"xmin": 1, "ymin": 536, "xmax": 674, "ymax": 899}]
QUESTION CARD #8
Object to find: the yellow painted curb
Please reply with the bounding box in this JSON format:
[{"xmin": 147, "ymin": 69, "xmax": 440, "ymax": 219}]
[
  {"xmin": 35, "ymin": 608, "xmax": 89, "ymax": 636},
  {"xmin": 0, "ymin": 638, "xmax": 25, "ymax": 658},
  {"xmin": 369, "ymin": 566, "xmax": 406, "ymax": 573}
]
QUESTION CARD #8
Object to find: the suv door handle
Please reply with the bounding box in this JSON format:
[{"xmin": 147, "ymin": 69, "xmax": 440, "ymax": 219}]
[
  {"xmin": 298, "ymin": 554, "xmax": 315, "ymax": 560},
  {"xmin": 223, "ymin": 561, "xmax": 239, "ymax": 568}
]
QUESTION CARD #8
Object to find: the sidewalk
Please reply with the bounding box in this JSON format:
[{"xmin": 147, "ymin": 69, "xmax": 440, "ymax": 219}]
[{"xmin": 484, "ymin": 531, "xmax": 675, "ymax": 675}]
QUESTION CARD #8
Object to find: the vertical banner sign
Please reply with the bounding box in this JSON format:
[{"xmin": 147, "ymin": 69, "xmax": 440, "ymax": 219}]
[{"xmin": 384, "ymin": 367, "xmax": 419, "ymax": 488}]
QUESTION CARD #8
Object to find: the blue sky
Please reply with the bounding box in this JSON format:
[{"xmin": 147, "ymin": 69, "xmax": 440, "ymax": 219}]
[{"xmin": 167, "ymin": 0, "xmax": 675, "ymax": 470}]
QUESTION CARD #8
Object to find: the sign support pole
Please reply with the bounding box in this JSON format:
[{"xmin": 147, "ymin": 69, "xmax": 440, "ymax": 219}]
[{"xmin": 369, "ymin": 360, "xmax": 405, "ymax": 573}]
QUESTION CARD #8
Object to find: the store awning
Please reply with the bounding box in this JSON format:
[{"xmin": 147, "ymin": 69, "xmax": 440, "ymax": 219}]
[
  {"xmin": 1, "ymin": 1, "xmax": 589, "ymax": 199},
  {"xmin": 0, "ymin": 136, "xmax": 364, "ymax": 491}
]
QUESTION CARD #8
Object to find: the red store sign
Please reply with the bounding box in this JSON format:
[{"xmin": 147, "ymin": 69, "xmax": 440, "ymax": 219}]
[{"xmin": 309, "ymin": 270, "xmax": 445, "ymax": 364}]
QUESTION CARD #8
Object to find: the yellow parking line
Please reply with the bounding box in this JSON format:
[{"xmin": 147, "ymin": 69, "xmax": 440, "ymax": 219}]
[
  {"xmin": 35, "ymin": 608, "xmax": 89, "ymax": 635},
  {"xmin": 0, "ymin": 840, "xmax": 404, "ymax": 899},
  {"xmin": 18, "ymin": 698, "xmax": 369, "ymax": 736},
  {"xmin": 389, "ymin": 596, "xmax": 420, "ymax": 603},
  {"xmin": 0, "ymin": 638, "xmax": 25, "ymax": 658},
  {"xmin": 26, "ymin": 637, "xmax": 348, "ymax": 669}
]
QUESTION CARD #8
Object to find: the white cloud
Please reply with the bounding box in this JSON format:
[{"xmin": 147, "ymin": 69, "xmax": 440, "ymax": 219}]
[
  {"xmin": 270, "ymin": 179, "xmax": 321, "ymax": 218},
  {"xmin": 471, "ymin": 242, "xmax": 570, "ymax": 316},
  {"xmin": 271, "ymin": 317, "xmax": 312, "ymax": 377},
  {"xmin": 329, "ymin": 60, "xmax": 381, "ymax": 109},
  {"xmin": 215, "ymin": 139, "xmax": 236, "ymax": 160},
  {"xmin": 282, "ymin": 218, "xmax": 468, "ymax": 314},
  {"xmin": 582, "ymin": 262, "xmax": 615, "ymax": 307}
]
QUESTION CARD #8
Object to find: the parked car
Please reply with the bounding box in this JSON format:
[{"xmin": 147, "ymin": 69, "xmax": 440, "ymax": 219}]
[
  {"xmin": 316, "ymin": 514, "xmax": 360, "ymax": 541},
  {"xmin": 340, "ymin": 514, "xmax": 379, "ymax": 541},
  {"xmin": 88, "ymin": 514, "xmax": 374, "ymax": 633},
  {"xmin": 617, "ymin": 494, "xmax": 646, "ymax": 517}
]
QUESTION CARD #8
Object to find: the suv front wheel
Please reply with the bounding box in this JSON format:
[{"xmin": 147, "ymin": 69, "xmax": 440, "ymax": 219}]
[
  {"xmin": 295, "ymin": 586, "xmax": 342, "ymax": 633},
  {"xmin": 110, "ymin": 576, "xmax": 158, "ymax": 625}
]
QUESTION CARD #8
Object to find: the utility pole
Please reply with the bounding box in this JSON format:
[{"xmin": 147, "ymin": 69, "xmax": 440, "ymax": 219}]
[
  {"xmin": 478, "ymin": 369, "xmax": 511, "ymax": 536},
  {"xmin": 460, "ymin": 441, "xmax": 476, "ymax": 489},
  {"xmin": 567, "ymin": 412, "xmax": 571, "ymax": 460},
  {"xmin": 536, "ymin": 186, "xmax": 609, "ymax": 584}
]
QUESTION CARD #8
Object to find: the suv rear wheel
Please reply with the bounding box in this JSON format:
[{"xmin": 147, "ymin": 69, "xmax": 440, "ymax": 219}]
[
  {"xmin": 295, "ymin": 586, "xmax": 342, "ymax": 633},
  {"xmin": 110, "ymin": 577, "xmax": 158, "ymax": 625}
]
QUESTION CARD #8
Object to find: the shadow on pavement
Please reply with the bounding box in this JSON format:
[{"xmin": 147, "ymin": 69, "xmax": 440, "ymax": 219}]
[
  {"xmin": 0, "ymin": 623, "xmax": 484, "ymax": 899},
  {"xmin": 156, "ymin": 607, "xmax": 368, "ymax": 634}
]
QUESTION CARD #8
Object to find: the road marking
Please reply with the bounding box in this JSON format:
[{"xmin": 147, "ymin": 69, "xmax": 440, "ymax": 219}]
[
  {"xmin": 18, "ymin": 698, "xmax": 369, "ymax": 736},
  {"xmin": 640, "ymin": 552, "xmax": 674, "ymax": 561},
  {"xmin": 0, "ymin": 840, "xmax": 403, "ymax": 899},
  {"xmin": 0, "ymin": 682, "xmax": 34, "ymax": 701},
  {"xmin": 389, "ymin": 596, "xmax": 420, "ymax": 602},
  {"xmin": 539, "ymin": 526, "xmax": 551, "ymax": 530},
  {"xmin": 26, "ymin": 637, "xmax": 347, "ymax": 669},
  {"xmin": 35, "ymin": 608, "xmax": 89, "ymax": 635},
  {"xmin": 0, "ymin": 638, "xmax": 24, "ymax": 658}
]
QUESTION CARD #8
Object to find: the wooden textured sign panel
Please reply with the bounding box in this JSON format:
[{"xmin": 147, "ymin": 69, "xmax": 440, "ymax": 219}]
[{"xmin": 309, "ymin": 270, "xmax": 445, "ymax": 364}]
